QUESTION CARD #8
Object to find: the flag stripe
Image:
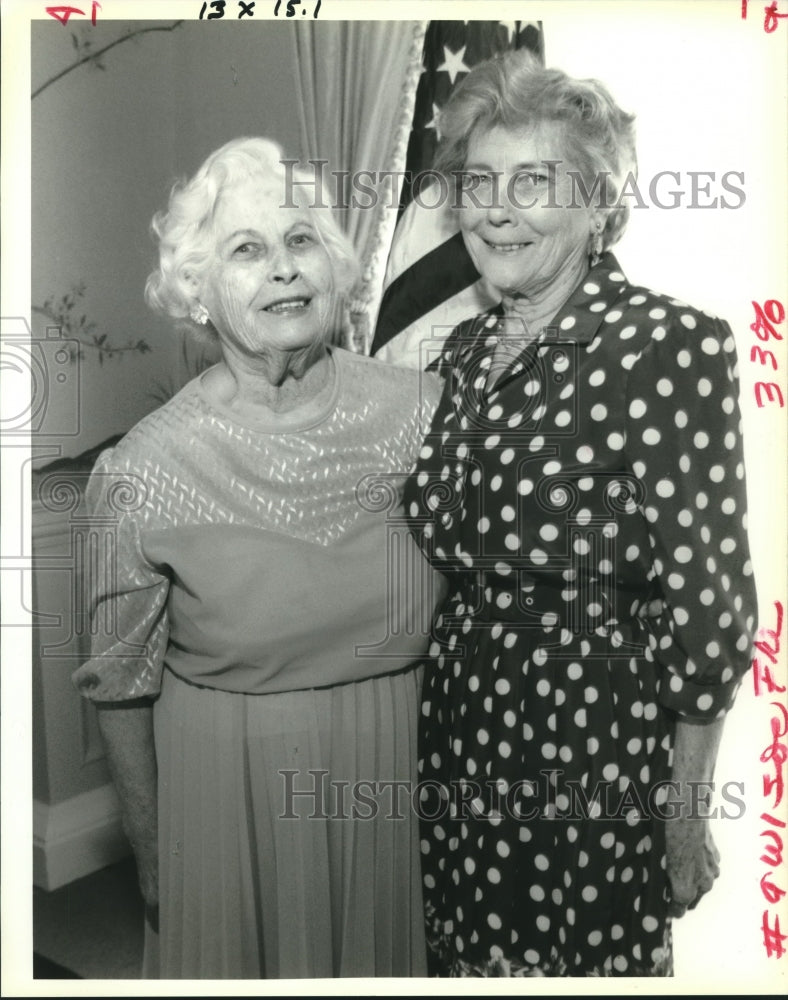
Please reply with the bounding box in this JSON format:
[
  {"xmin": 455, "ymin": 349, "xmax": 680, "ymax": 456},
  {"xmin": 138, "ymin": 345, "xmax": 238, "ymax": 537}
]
[{"xmin": 370, "ymin": 233, "xmax": 479, "ymax": 356}]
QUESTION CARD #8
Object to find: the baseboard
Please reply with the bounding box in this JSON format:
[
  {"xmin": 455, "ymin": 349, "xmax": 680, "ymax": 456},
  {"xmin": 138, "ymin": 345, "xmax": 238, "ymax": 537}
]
[{"xmin": 33, "ymin": 784, "xmax": 132, "ymax": 891}]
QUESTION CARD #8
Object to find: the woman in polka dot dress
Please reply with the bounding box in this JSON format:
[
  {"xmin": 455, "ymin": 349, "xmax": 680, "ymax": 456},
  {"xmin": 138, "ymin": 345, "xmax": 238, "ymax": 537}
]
[{"xmin": 404, "ymin": 52, "xmax": 758, "ymax": 977}]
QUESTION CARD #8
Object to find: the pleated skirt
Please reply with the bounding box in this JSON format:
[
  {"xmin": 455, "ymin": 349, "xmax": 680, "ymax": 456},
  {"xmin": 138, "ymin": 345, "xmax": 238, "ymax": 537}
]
[{"xmin": 143, "ymin": 665, "xmax": 427, "ymax": 979}]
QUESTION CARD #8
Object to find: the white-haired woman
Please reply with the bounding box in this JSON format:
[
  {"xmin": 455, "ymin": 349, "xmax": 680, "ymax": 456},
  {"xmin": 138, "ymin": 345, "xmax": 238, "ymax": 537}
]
[
  {"xmin": 73, "ymin": 137, "xmax": 444, "ymax": 979},
  {"xmin": 404, "ymin": 53, "xmax": 757, "ymax": 976}
]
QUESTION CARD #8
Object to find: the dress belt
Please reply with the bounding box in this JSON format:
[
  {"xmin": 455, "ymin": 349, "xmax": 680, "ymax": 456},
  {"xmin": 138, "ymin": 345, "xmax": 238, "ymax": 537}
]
[{"xmin": 437, "ymin": 575, "xmax": 656, "ymax": 658}]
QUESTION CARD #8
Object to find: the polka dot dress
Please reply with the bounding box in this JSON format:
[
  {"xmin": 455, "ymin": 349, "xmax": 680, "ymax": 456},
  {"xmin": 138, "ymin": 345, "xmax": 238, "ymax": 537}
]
[{"xmin": 404, "ymin": 253, "xmax": 757, "ymax": 977}]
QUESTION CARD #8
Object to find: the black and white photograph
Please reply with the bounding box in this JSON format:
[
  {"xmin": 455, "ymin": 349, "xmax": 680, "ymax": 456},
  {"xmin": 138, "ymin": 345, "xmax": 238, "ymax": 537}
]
[{"xmin": 1, "ymin": 0, "xmax": 786, "ymax": 993}]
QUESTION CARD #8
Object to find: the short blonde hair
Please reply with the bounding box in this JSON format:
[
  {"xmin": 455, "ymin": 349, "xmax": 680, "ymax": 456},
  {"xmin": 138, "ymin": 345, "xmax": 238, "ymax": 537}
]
[
  {"xmin": 145, "ymin": 137, "xmax": 360, "ymax": 335},
  {"xmin": 435, "ymin": 51, "xmax": 637, "ymax": 248}
]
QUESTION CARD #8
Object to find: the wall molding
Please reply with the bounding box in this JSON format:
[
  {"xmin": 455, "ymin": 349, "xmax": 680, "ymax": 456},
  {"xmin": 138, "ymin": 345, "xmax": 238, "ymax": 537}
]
[{"xmin": 33, "ymin": 784, "xmax": 131, "ymax": 891}]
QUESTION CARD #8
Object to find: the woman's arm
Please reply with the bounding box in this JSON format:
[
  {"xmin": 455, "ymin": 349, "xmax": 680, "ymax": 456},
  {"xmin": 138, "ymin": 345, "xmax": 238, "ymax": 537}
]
[
  {"xmin": 96, "ymin": 698, "xmax": 159, "ymax": 922},
  {"xmin": 665, "ymin": 716, "xmax": 724, "ymax": 917}
]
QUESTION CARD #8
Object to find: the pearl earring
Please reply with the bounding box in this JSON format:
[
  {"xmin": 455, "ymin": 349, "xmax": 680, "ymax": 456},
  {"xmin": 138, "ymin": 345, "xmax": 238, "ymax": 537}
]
[
  {"xmin": 589, "ymin": 221, "xmax": 604, "ymax": 267},
  {"xmin": 190, "ymin": 302, "xmax": 210, "ymax": 325}
]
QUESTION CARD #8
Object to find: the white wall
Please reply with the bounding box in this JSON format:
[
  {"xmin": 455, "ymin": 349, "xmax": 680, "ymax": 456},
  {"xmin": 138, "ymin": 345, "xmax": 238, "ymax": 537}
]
[{"xmin": 544, "ymin": 1, "xmax": 786, "ymax": 987}]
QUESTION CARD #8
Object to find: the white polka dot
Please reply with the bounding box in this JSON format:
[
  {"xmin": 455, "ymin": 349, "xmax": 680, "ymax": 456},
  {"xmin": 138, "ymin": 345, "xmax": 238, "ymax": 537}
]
[
  {"xmin": 698, "ymin": 378, "xmax": 712, "ymax": 397},
  {"xmin": 478, "ymin": 517, "xmax": 490, "ymax": 533},
  {"xmin": 554, "ymin": 409, "xmax": 572, "ymax": 427},
  {"xmin": 656, "ymin": 479, "xmax": 675, "ymax": 498},
  {"xmin": 697, "ymin": 693, "xmax": 714, "ymax": 712},
  {"xmin": 642, "ymin": 427, "xmax": 661, "ymax": 445},
  {"xmin": 694, "ymin": 431, "xmax": 709, "ymax": 449},
  {"xmin": 701, "ymin": 336, "xmax": 720, "ymax": 355},
  {"xmin": 675, "ymin": 410, "xmax": 688, "ymax": 428},
  {"xmin": 649, "ymin": 307, "xmax": 667, "ymax": 319},
  {"xmin": 589, "ymin": 369, "xmax": 606, "ymax": 387},
  {"xmin": 500, "ymin": 504, "xmax": 516, "ymax": 522},
  {"xmin": 530, "ymin": 548, "xmax": 548, "ymax": 565},
  {"xmin": 517, "ymin": 478, "xmax": 533, "ymax": 495},
  {"xmin": 560, "ymin": 315, "xmax": 576, "ymax": 331},
  {"xmin": 680, "ymin": 313, "xmax": 697, "ymax": 329},
  {"xmin": 500, "ymin": 448, "xmax": 515, "ymax": 465},
  {"xmin": 607, "ymin": 432, "xmax": 625, "ymax": 450},
  {"xmin": 491, "ymin": 474, "xmax": 503, "ymax": 491},
  {"xmin": 709, "ymin": 465, "xmax": 725, "ymax": 483},
  {"xmin": 488, "ymin": 405, "xmax": 503, "ymax": 421},
  {"xmin": 591, "ymin": 403, "xmax": 607, "ymax": 421},
  {"xmin": 584, "ymin": 281, "xmax": 600, "ymax": 294},
  {"xmin": 677, "ymin": 349, "xmax": 691, "ymax": 368},
  {"xmin": 540, "ymin": 524, "xmax": 559, "ymax": 542},
  {"xmin": 629, "ymin": 399, "xmax": 647, "ymax": 419},
  {"xmin": 657, "ymin": 378, "xmax": 673, "ymax": 396}
]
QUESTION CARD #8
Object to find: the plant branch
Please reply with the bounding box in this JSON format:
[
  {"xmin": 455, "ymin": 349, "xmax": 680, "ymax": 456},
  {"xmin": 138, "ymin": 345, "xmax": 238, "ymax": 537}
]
[{"xmin": 32, "ymin": 21, "xmax": 184, "ymax": 100}]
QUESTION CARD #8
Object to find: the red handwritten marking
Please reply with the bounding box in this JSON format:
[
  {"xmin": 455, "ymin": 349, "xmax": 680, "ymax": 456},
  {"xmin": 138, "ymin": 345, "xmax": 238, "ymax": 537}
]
[
  {"xmin": 45, "ymin": 2, "xmax": 99, "ymax": 24},
  {"xmin": 46, "ymin": 5, "xmax": 83, "ymax": 23},
  {"xmin": 765, "ymin": 0, "xmax": 788, "ymax": 31},
  {"xmin": 751, "ymin": 300, "xmax": 785, "ymax": 341},
  {"xmin": 762, "ymin": 910, "xmax": 788, "ymax": 958},
  {"xmin": 749, "ymin": 303, "xmax": 785, "ymax": 408},
  {"xmin": 753, "ymin": 602, "xmax": 785, "ymax": 695},
  {"xmin": 754, "ymin": 601, "xmax": 787, "ymax": 958},
  {"xmin": 742, "ymin": 0, "xmax": 788, "ymax": 30},
  {"xmin": 761, "ymin": 870, "xmax": 787, "ymax": 903}
]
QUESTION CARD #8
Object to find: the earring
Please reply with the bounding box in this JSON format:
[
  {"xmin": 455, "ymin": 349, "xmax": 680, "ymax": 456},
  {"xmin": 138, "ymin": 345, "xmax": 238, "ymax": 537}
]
[
  {"xmin": 589, "ymin": 221, "xmax": 604, "ymax": 267},
  {"xmin": 190, "ymin": 302, "xmax": 210, "ymax": 325}
]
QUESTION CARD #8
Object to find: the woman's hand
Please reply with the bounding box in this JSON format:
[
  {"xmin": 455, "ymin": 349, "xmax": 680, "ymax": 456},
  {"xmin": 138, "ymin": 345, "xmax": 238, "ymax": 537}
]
[
  {"xmin": 667, "ymin": 715, "xmax": 725, "ymax": 918},
  {"xmin": 665, "ymin": 814, "xmax": 720, "ymax": 917}
]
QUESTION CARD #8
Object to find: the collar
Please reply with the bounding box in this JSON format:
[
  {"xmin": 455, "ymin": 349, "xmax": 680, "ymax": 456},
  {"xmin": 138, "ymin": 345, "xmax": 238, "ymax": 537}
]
[{"xmin": 540, "ymin": 252, "xmax": 629, "ymax": 346}]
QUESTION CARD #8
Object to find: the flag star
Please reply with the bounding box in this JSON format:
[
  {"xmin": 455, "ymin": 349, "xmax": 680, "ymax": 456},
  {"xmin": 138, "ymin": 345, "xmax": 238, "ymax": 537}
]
[
  {"xmin": 499, "ymin": 21, "xmax": 519, "ymax": 44},
  {"xmin": 437, "ymin": 44, "xmax": 470, "ymax": 85},
  {"xmin": 424, "ymin": 102, "xmax": 442, "ymax": 136}
]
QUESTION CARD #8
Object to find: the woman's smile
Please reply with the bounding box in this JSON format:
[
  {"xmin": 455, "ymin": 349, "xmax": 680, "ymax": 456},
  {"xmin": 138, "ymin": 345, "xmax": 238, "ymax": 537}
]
[{"xmin": 261, "ymin": 295, "xmax": 313, "ymax": 314}]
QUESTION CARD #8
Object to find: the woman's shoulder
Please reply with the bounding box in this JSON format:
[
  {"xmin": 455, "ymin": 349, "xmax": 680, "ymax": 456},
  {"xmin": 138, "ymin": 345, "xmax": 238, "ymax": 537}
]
[
  {"xmin": 617, "ymin": 277, "xmax": 730, "ymax": 336},
  {"xmin": 96, "ymin": 375, "xmax": 207, "ymax": 476},
  {"xmin": 334, "ymin": 346, "xmax": 443, "ymax": 412}
]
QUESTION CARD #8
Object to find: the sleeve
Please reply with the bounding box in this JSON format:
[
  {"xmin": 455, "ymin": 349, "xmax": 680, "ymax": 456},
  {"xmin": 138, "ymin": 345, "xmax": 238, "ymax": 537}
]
[
  {"xmin": 71, "ymin": 450, "xmax": 170, "ymax": 702},
  {"xmin": 625, "ymin": 310, "xmax": 758, "ymax": 721}
]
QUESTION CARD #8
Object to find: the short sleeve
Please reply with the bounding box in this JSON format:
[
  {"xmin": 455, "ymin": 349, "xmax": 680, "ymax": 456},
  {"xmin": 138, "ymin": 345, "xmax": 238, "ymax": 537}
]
[
  {"xmin": 71, "ymin": 450, "xmax": 170, "ymax": 702},
  {"xmin": 625, "ymin": 310, "xmax": 757, "ymax": 721}
]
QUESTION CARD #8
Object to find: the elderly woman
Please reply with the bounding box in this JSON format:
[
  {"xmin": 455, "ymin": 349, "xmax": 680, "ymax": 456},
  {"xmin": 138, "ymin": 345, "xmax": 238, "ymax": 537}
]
[
  {"xmin": 404, "ymin": 52, "xmax": 757, "ymax": 977},
  {"xmin": 73, "ymin": 137, "xmax": 444, "ymax": 979}
]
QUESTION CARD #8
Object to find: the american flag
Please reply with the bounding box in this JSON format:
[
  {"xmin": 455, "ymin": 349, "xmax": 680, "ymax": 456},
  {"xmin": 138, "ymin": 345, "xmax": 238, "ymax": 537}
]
[{"xmin": 371, "ymin": 20, "xmax": 544, "ymax": 366}]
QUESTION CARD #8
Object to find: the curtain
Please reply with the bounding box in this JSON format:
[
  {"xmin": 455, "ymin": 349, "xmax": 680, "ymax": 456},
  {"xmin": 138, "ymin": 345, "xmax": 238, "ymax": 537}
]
[{"xmin": 292, "ymin": 21, "xmax": 426, "ymax": 352}]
